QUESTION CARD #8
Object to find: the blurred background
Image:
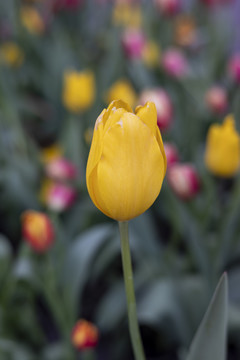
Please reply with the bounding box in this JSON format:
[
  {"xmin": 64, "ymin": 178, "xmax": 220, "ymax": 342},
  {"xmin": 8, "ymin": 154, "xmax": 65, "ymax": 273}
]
[{"xmin": 0, "ymin": 0, "xmax": 240, "ymax": 359}]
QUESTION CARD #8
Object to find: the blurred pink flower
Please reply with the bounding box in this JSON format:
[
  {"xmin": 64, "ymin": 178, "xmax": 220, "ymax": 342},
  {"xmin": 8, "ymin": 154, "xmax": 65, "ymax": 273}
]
[
  {"xmin": 138, "ymin": 88, "xmax": 173, "ymax": 130},
  {"xmin": 154, "ymin": 0, "xmax": 181, "ymax": 15},
  {"xmin": 45, "ymin": 158, "xmax": 78, "ymax": 181},
  {"xmin": 162, "ymin": 48, "xmax": 188, "ymax": 78},
  {"xmin": 52, "ymin": 0, "xmax": 83, "ymax": 11},
  {"xmin": 205, "ymin": 86, "xmax": 228, "ymax": 114},
  {"xmin": 228, "ymin": 53, "xmax": 240, "ymax": 83},
  {"xmin": 164, "ymin": 143, "xmax": 179, "ymax": 167},
  {"xmin": 201, "ymin": 0, "xmax": 233, "ymax": 6},
  {"xmin": 47, "ymin": 183, "xmax": 77, "ymax": 212},
  {"xmin": 121, "ymin": 28, "xmax": 146, "ymax": 60},
  {"xmin": 167, "ymin": 163, "xmax": 200, "ymax": 200}
]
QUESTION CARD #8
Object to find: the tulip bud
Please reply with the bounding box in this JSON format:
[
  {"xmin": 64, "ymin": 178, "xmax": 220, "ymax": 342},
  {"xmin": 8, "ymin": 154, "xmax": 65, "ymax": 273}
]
[
  {"xmin": 41, "ymin": 144, "xmax": 63, "ymax": 164},
  {"xmin": 21, "ymin": 211, "xmax": 54, "ymax": 252},
  {"xmin": 52, "ymin": 0, "xmax": 83, "ymax": 11},
  {"xmin": 0, "ymin": 42, "xmax": 24, "ymax": 67},
  {"xmin": 20, "ymin": 6, "xmax": 45, "ymax": 35},
  {"xmin": 162, "ymin": 48, "xmax": 188, "ymax": 78},
  {"xmin": 141, "ymin": 41, "xmax": 160, "ymax": 68},
  {"xmin": 164, "ymin": 142, "xmax": 179, "ymax": 167},
  {"xmin": 45, "ymin": 158, "xmax": 78, "ymax": 181},
  {"xmin": 154, "ymin": 0, "xmax": 181, "ymax": 16},
  {"xmin": 105, "ymin": 79, "xmax": 137, "ymax": 109},
  {"xmin": 205, "ymin": 86, "xmax": 228, "ymax": 115},
  {"xmin": 121, "ymin": 28, "xmax": 146, "ymax": 60},
  {"xmin": 71, "ymin": 320, "xmax": 98, "ymax": 350},
  {"xmin": 62, "ymin": 70, "xmax": 95, "ymax": 113},
  {"xmin": 167, "ymin": 163, "xmax": 200, "ymax": 200},
  {"xmin": 86, "ymin": 100, "xmax": 167, "ymax": 221},
  {"xmin": 138, "ymin": 88, "xmax": 173, "ymax": 131},
  {"xmin": 205, "ymin": 114, "xmax": 240, "ymax": 177},
  {"xmin": 174, "ymin": 15, "xmax": 197, "ymax": 48},
  {"xmin": 46, "ymin": 183, "xmax": 77, "ymax": 212},
  {"xmin": 228, "ymin": 53, "xmax": 240, "ymax": 84},
  {"xmin": 201, "ymin": 0, "xmax": 232, "ymax": 6}
]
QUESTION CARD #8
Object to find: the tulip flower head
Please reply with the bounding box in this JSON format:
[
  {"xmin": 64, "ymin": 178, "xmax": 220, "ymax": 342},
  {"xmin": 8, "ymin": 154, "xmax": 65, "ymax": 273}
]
[
  {"xmin": 154, "ymin": 0, "xmax": 181, "ymax": 16},
  {"xmin": 86, "ymin": 100, "xmax": 167, "ymax": 221},
  {"xmin": 62, "ymin": 70, "xmax": 95, "ymax": 113},
  {"xmin": 71, "ymin": 320, "xmax": 98, "ymax": 350},
  {"xmin": 20, "ymin": 6, "xmax": 45, "ymax": 35},
  {"xmin": 0, "ymin": 42, "xmax": 24, "ymax": 67},
  {"xmin": 205, "ymin": 115, "xmax": 240, "ymax": 177},
  {"xmin": 228, "ymin": 53, "xmax": 240, "ymax": 84},
  {"xmin": 21, "ymin": 210, "xmax": 54, "ymax": 252},
  {"xmin": 162, "ymin": 48, "xmax": 188, "ymax": 78},
  {"xmin": 164, "ymin": 142, "xmax": 179, "ymax": 167},
  {"xmin": 205, "ymin": 86, "xmax": 228, "ymax": 115},
  {"xmin": 41, "ymin": 144, "xmax": 63, "ymax": 164},
  {"xmin": 105, "ymin": 80, "xmax": 137, "ymax": 109},
  {"xmin": 45, "ymin": 157, "xmax": 78, "ymax": 181},
  {"xmin": 52, "ymin": 0, "xmax": 84, "ymax": 11},
  {"xmin": 141, "ymin": 41, "xmax": 160, "ymax": 68},
  {"xmin": 121, "ymin": 28, "xmax": 146, "ymax": 60},
  {"xmin": 167, "ymin": 163, "xmax": 200, "ymax": 200},
  {"xmin": 46, "ymin": 183, "xmax": 77, "ymax": 212}
]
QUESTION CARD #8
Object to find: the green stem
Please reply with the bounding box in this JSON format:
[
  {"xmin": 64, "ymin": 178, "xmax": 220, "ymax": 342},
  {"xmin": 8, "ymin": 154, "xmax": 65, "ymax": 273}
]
[{"xmin": 118, "ymin": 221, "xmax": 146, "ymax": 360}]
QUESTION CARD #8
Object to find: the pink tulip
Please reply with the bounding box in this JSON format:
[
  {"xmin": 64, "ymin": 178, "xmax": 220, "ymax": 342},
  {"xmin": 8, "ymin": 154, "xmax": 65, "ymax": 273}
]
[
  {"xmin": 121, "ymin": 28, "xmax": 146, "ymax": 60},
  {"xmin": 228, "ymin": 53, "xmax": 240, "ymax": 84},
  {"xmin": 205, "ymin": 86, "xmax": 228, "ymax": 114},
  {"xmin": 47, "ymin": 183, "xmax": 77, "ymax": 212},
  {"xmin": 164, "ymin": 143, "xmax": 179, "ymax": 167},
  {"xmin": 45, "ymin": 158, "xmax": 78, "ymax": 181},
  {"xmin": 167, "ymin": 163, "xmax": 200, "ymax": 200},
  {"xmin": 162, "ymin": 48, "xmax": 188, "ymax": 78},
  {"xmin": 154, "ymin": 0, "xmax": 181, "ymax": 15}
]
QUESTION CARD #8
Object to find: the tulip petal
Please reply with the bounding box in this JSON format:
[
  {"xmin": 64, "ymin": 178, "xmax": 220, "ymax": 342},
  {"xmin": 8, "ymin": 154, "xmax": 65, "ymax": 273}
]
[
  {"xmin": 93, "ymin": 112, "xmax": 165, "ymax": 220},
  {"xmin": 86, "ymin": 110, "xmax": 105, "ymax": 209},
  {"xmin": 135, "ymin": 101, "xmax": 157, "ymax": 136},
  {"xmin": 156, "ymin": 127, "xmax": 167, "ymax": 176}
]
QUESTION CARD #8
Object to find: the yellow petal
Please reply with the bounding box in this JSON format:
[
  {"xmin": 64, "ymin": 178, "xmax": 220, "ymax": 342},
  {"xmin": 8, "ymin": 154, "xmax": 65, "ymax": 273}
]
[
  {"xmin": 91, "ymin": 112, "xmax": 165, "ymax": 220},
  {"xmin": 135, "ymin": 101, "xmax": 157, "ymax": 136},
  {"xmin": 135, "ymin": 102, "xmax": 167, "ymax": 176}
]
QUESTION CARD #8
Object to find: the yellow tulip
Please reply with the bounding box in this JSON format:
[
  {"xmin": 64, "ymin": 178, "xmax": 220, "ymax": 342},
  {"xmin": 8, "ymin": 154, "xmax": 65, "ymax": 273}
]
[
  {"xmin": 20, "ymin": 6, "xmax": 45, "ymax": 35},
  {"xmin": 112, "ymin": 1, "xmax": 142, "ymax": 29},
  {"xmin": 0, "ymin": 42, "xmax": 24, "ymax": 67},
  {"xmin": 105, "ymin": 79, "xmax": 137, "ymax": 109},
  {"xmin": 86, "ymin": 100, "xmax": 167, "ymax": 221},
  {"xmin": 205, "ymin": 114, "xmax": 240, "ymax": 177},
  {"xmin": 142, "ymin": 41, "xmax": 160, "ymax": 68},
  {"xmin": 62, "ymin": 70, "xmax": 95, "ymax": 113}
]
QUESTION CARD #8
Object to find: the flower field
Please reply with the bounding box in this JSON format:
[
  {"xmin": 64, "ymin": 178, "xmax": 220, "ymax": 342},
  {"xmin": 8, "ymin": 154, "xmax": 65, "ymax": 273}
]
[{"xmin": 0, "ymin": 0, "xmax": 240, "ymax": 359}]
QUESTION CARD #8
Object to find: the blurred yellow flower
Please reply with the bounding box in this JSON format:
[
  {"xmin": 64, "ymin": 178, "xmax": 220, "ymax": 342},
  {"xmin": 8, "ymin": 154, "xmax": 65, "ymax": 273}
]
[
  {"xmin": 174, "ymin": 15, "xmax": 196, "ymax": 47},
  {"xmin": 41, "ymin": 144, "xmax": 63, "ymax": 163},
  {"xmin": 112, "ymin": 1, "xmax": 142, "ymax": 29},
  {"xmin": 0, "ymin": 42, "xmax": 24, "ymax": 67},
  {"xmin": 86, "ymin": 100, "xmax": 167, "ymax": 221},
  {"xmin": 205, "ymin": 114, "xmax": 240, "ymax": 177},
  {"xmin": 21, "ymin": 210, "xmax": 54, "ymax": 252},
  {"xmin": 62, "ymin": 70, "xmax": 95, "ymax": 113},
  {"xmin": 20, "ymin": 6, "xmax": 45, "ymax": 35},
  {"xmin": 142, "ymin": 41, "xmax": 160, "ymax": 67},
  {"xmin": 105, "ymin": 79, "xmax": 137, "ymax": 109}
]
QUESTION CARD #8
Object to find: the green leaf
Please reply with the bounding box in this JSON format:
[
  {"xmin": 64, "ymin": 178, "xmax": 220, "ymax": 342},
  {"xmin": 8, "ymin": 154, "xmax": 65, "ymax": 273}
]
[{"xmin": 186, "ymin": 273, "xmax": 228, "ymax": 360}]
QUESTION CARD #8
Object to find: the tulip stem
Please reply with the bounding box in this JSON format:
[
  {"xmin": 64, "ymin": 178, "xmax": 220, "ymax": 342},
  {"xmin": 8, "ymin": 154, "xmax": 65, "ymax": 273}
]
[{"xmin": 118, "ymin": 221, "xmax": 146, "ymax": 360}]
